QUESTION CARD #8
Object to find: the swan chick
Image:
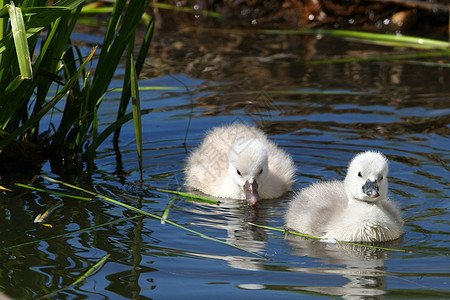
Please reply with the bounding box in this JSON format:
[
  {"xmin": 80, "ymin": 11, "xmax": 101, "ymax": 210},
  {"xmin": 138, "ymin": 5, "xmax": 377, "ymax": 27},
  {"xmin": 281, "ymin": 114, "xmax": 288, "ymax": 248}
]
[
  {"xmin": 185, "ymin": 123, "xmax": 295, "ymax": 206},
  {"xmin": 285, "ymin": 151, "xmax": 404, "ymax": 242}
]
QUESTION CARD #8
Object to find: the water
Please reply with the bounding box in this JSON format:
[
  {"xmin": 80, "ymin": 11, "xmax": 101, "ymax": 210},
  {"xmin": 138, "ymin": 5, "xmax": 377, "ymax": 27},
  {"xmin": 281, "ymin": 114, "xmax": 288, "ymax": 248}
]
[{"xmin": 0, "ymin": 26, "xmax": 449, "ymax": 299}]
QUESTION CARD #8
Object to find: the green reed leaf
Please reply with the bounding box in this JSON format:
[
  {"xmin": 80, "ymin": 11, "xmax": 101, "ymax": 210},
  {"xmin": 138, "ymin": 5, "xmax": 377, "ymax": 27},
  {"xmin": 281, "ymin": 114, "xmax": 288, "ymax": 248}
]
[
  {"xmin": 0, "ymin": 46, "xmax": 97, "ymax": 149},
  {"xmin": 43, "ymin": 176, "xmax": 262, "ymax": 258},
  {"xmin": 149, "ymin": 2, "xmax": 223, "ymax": 19},
  {"xmin": 38, "ymin": 254, "xmax": 111, "ymax": 299},
  {"xmin": 7, "ymin": 2, "xmax": 32, "ymax": 80},
  {"xmin": 130, "ymin": 53, "xmax": 143, "ymax": 183},
  {"xmin": 1, "ymin": 216, "xmax": 142, "ymax": 251},
  {"xmin": 156, "ymin": 188, "xmax": 220, "ymax": 204},
  {"xmin": 85, "ymin": 108, "xmax": 153, "ymax": 157},
  {"xmin": 71, "ymin": 254, "xmax": 110, "ymax": 286},
  {"xmin": 249, "ymin": 223, "xmax": 412, "ymax": 253},
  {"xmin": 15, "ymin": 183, "xmax": 93, "ymax": 201},
  {"xmin": 108, "ymin": 86, "xmax": 182, "ymax": 92},
  {"xmin": 161, "ymin": 195, "xmax": 177, "ymax": 224},
  {"xmin": 187, "ymin": 27, "xmax": 450, "ymax": 50},
  {"xmin": 258, "ymin": 28, "xmax": 450, "ymax": 50}
]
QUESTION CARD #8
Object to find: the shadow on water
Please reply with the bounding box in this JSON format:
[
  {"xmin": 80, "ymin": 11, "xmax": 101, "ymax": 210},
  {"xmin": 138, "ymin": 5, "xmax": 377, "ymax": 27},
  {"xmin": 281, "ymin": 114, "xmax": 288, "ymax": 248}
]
[{"xmin": 0, "ymin": 11, "xmax": 449, "ymax": 299}]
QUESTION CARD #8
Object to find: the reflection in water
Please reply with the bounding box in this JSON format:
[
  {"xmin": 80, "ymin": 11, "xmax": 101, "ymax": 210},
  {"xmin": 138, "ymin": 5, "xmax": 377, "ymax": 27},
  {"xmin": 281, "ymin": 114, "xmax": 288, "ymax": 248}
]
[
  {"xmin": 238, "ymin": 235, "xmax": 404, "ymax": 299},
  {"xmin": 286, "ymin": 236, "xmax": 402, "ymax": 299},
  {"xmin": 221, "ymin": 200, "xmax": 268, "ymax": 271},
  {"xmin": 182, "ymin": 194, "xmax": 290, "ymax": 271}
]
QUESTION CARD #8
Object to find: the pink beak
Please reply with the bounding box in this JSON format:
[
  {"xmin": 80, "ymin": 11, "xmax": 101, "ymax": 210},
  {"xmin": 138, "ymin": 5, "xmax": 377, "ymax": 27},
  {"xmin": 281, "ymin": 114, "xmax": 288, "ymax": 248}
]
[{"xmin": 244, "ymin": 180, "xmax": 259, "ymax": 206}]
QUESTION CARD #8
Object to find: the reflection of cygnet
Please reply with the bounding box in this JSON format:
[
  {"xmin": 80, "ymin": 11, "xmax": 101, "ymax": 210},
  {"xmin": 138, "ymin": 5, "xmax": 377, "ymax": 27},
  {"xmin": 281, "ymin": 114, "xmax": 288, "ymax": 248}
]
[
  {"xmin": 285, "ymin": 151, "xmax": 404, "ymax": 242},
  {"xmin": 185, "ymin": 123, "xmax": 295, "ymax": 206}
]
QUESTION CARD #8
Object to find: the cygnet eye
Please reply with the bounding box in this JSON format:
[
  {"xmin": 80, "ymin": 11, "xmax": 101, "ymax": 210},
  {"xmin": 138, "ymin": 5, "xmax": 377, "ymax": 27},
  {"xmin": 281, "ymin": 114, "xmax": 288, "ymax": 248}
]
[
  {"xmin": 358, "ymin": 172, "xmax": 362, "ymax": 178},
  {"xmin": 259, "ymin": 168, "xmax": 263, "ymax": 175},
  {"xmin": 236, "ymin": 169, "xmax": 242, "ymax": 176}
]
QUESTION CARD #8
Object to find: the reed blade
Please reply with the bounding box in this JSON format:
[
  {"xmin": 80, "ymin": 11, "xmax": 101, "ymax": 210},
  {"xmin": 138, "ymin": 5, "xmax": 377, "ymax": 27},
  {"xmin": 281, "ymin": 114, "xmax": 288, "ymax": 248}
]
[
  {"xmin": 130, "ymin": 53, "xmax": 144, "ymax": 183},
  {"xmin": 42, "ymin": 176, "xmax": 263, "ymax": 258},
  {"xmin": 248, "ymin": 222, "xmax": 412, "ymax": 253},
  {"xmin": 156, "ymin": 188, "xmax": 220, "ymax": 204},
  {"xmin": 8, "ymin": 2, "xmax": 32, "ymax": 80}
]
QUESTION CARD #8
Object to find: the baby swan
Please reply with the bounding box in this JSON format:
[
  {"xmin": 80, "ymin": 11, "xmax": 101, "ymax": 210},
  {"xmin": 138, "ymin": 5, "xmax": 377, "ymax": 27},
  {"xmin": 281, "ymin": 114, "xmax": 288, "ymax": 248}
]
[
  {"xmin": 185, "ymin": 123, "xmax": 295, "ymax": 206},
  {"xmin": 285, "ymin": 151, "xmax": 404, "ymax": 242}
]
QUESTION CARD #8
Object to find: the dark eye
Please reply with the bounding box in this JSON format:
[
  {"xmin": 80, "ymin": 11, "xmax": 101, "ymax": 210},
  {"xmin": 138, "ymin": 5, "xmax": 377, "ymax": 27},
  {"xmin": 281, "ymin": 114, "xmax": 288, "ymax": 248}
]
[
  {"xmin": 379, "ymin": 176, "xmax": 384, "ymax": 181},
  {"xmin": 358, "ymin": 172, "xmax": 362, "ymax": 178},
  {"xmin": 236, "ymin": 169, "xmax": 242, "ymax": 176},
  {"xmin": 259, "ymin": 168, "xmax": 263, "ymax": 175}
]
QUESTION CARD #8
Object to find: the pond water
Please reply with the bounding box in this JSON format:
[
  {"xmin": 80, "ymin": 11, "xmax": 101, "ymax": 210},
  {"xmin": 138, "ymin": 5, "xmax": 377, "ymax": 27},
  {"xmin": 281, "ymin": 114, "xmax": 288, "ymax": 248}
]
[{"xmin": 0, "ymin": 22, "xmax": 449, "ymax": 299}]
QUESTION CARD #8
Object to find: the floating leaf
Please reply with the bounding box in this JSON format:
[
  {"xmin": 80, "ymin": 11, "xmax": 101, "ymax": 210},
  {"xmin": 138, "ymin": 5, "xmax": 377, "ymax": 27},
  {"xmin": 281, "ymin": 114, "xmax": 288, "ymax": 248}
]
[
  {"xmin": 0, "ymin": 185, "xmax": 12, "ymax": 192},
  {"xmin": 34, "ymin": 200, "xmax": 63, "ymax": 224}
]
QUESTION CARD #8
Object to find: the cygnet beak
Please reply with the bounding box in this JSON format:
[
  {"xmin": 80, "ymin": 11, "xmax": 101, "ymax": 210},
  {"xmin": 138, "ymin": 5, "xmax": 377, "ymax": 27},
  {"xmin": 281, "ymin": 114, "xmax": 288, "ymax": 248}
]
[
  {"xmin": 244, "ymin": 179, "xmax": 259, "ymax": 206},
  {"xmin": 362, "ymin": 179, "xmax": 380, "ymax": 198}
]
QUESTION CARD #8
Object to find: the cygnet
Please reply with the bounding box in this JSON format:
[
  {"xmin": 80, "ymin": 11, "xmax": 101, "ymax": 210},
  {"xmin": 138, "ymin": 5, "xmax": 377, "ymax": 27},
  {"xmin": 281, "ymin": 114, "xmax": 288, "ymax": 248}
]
[
  {"xmin": 285, "ymin": 151, "xmax": 404, "ymax": 242},
  {"xmin": 185, "ymin": 123, "xmax": 295, "ymax": 206}
]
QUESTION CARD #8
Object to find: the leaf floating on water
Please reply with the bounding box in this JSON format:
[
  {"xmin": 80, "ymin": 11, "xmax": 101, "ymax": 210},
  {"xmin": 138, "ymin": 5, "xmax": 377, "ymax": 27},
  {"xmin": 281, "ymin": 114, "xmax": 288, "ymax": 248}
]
[
  {"xmin": 0, "ymin": 185, "xmax": 12, "ymax": 192},
  {"xmin": 34, "ymin": 211, "xmax": 50, "ymax": 223},
  {"xmin": 34, "ymin": 200, "xmax": 63, "ymax": 224}
]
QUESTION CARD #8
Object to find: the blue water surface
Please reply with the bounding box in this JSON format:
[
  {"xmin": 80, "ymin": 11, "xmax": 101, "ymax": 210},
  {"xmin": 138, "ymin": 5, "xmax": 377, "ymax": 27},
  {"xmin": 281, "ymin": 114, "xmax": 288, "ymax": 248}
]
[{"xmin": 0, "ymin": 27, "xmax": 449, "ymax": 299}]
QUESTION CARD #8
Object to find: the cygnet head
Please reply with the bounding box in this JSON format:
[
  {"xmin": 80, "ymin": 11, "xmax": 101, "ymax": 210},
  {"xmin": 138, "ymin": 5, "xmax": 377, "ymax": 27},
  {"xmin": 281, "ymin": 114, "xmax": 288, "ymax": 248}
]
[
  {"xmin": 228, "ymin": 138, "xmax": 269, "ymax": 206},
  {"xmin": 344, "ymin": 151, "xmax": 389, "ymax": 203}
]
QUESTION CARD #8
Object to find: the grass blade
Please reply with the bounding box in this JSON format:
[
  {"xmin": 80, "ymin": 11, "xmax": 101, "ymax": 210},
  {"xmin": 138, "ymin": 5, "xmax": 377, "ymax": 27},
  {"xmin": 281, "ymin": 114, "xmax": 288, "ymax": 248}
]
[
  {"xmin": 188, "ymin": 27, "xmax": 450, "ymax": 50},
  {"xmin": 114, "ymin": 17, "xmax": 154, "ymax": 142},
  {"xmin": 258, "ymin": 28, "xmax": 450, "ymax": 50},
  {"xmin": 0, "ymin": 46, "xmax": 97, "ymax": 149},
  {"xmin": 130, "ymin": 52, "xmax": 143, "ymax": 183},
  {"xmin": 89, "ymin": 0, "xmax": 151, "ymax": 113},
  {"xmin": 38, "ymin": 254, "xmax": 111, "ymax": 299},
  {"xmin": 149, "ymin": 2, "xmax": 223, "ymax": 19},
  {"xmin": 43, "ymin": 176, "xmax": 263, "ymax": 258},
  {"xmin": 8, "ymin": 2, "xmax": 32, "ymax": 80},
  {"xmin": 71, "ymin": 254, "xmax": 110, "ymax": 286},
  {"xmin": 316, "ymin": 29, "xmax": 450, "ymax": 50},
  {"xmin": 161, "ymin": 195, "xmax": 177, "ymax": 224},
  {"xmin": 85, "ymin": 109, "xmax": 153, "ymax": 157},
  {"xmin": 108, "ymin": 86, "xmax": 182, "ymax": 92},
  {"xmin": 248, "ymin": 223, "xmax": 412, "ymax": 253},
  {"xmin": 1, "ymin": 216, "xmax": 142, "ymax": 251},
  {"xmin": 15, "ymin": 183, "xmax": 93, "ymax": 201},
  {"xmin": 155, "ymin": 188, "xmax": 220, "ymax": 204}
]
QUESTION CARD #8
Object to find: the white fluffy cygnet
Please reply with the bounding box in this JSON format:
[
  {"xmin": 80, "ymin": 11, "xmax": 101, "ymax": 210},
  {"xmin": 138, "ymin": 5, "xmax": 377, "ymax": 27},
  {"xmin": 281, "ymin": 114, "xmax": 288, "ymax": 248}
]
[
  {"xmin": 285, "ymin": 151, "xmax": 404, "ymax": 242},
  {"xmin": 185, "ymin": 123, "xmax": 295, "ymax": 206}
]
